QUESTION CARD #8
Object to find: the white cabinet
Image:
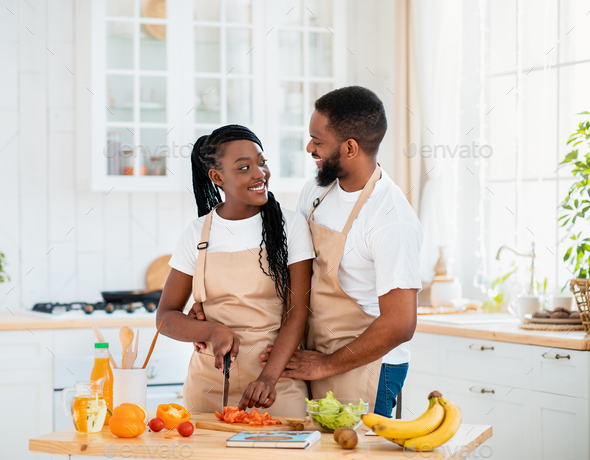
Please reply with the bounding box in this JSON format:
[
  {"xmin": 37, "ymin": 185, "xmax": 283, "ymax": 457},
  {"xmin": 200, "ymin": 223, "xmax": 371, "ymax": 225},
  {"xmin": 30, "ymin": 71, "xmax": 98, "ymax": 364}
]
[
  {"xmin": 0, "ymin": 330, "xmax": 53, "ymax": 460},
  {"xmin": 531, "ymin": 345, "xmax": 589, "ymax": 399},
  {"xmin": 406, "ymin": 333, "xmax": 590, "ymax": 460},
  {"xmin": 76, "ymin": 0, "xmax": 346, "ymax": 193},
  {"xmin": 532, "ymin": 391, "xmax": 590, "ymax": 460}
]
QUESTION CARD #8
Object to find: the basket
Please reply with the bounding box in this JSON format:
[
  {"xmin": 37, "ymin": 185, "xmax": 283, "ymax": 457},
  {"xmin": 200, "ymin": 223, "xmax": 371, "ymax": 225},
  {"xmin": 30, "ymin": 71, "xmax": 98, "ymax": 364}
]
[{"xmin": 570, "ymin": 279, "xmax": 590, "ymax": 333}]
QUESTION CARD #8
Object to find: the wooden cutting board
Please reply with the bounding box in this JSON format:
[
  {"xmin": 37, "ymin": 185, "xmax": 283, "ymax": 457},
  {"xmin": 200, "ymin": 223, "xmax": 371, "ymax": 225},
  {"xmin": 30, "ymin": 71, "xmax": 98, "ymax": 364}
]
[
  {"xmin": 190, "ymin": 413, "xmax": 307, "ymax": 433},
  {"xmin": 145, "ymin": 254, "xmax": 172, "ymax": 291}
]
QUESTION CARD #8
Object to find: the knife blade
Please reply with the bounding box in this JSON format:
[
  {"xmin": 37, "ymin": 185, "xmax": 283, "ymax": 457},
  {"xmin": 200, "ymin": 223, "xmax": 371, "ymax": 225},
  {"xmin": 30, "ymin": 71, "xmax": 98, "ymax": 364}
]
[{"xmin": 222, "ymin": 352, "xmax": 231, "ymax": 411}]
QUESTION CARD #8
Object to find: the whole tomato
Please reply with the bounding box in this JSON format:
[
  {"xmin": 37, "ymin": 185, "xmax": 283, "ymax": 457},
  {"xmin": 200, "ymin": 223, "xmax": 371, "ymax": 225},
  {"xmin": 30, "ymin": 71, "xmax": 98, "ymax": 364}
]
[
  {"xmin": 177, "ymin": 421, "xmax": 194, "ymax": 437},
  {"xmin": 149, "ymin": 418, "xmax": 165, "ymax": 432}
]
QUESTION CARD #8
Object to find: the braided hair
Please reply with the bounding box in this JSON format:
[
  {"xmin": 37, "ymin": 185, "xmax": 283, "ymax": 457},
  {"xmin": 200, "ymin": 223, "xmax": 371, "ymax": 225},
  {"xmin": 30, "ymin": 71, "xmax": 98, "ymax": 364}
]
[{"xmin": 190, "ymin": 125, "xmax": 291, "ymax": 312}]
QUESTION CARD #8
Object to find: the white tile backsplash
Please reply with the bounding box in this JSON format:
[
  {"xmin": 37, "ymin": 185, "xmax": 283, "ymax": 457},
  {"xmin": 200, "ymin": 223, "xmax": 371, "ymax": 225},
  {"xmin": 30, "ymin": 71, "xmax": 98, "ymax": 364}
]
[
  {"xmin": 47, "ymin": 0, "xmax": 73, "ymax": 42},
  {"xmin": 47, "ymin": 41, "xmax": 75, "ymax": 109},
  {"xmin": 0, "ymin": 2, "xmax": 189, "ymax": 310},
  {"xmin": 0, "ymin": 43, "xmax": 18, "ymax": 109}
]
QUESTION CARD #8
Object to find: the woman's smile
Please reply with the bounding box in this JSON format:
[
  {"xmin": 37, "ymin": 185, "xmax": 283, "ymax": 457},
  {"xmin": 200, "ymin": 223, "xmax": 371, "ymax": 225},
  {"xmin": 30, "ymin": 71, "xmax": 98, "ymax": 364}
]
[{"xmin": 248, "ymin": 180, "xmax": 267, "ymax": 193}]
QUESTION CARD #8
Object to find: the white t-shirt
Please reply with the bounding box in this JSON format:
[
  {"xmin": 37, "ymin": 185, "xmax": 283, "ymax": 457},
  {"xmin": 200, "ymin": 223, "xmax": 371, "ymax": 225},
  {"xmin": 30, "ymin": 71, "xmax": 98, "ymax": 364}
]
[
  {"xmin": 296, "ymin": 170, "xmax": 423, "ymax": 365},
  {"xmin": 169, "ymin": 207, "xmax": 315, "ymax": 277}
]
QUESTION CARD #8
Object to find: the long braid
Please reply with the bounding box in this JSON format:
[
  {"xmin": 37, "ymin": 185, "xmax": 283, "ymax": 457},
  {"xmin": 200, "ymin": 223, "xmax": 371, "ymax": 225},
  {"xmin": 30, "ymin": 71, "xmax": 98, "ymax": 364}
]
[
  {"xmin": 190, "ymin": 125, "xmax": 291, "ymax": 312},
  {"xmin": 259, "ymin": 191, "xmax": 291, "ymax": 312}
]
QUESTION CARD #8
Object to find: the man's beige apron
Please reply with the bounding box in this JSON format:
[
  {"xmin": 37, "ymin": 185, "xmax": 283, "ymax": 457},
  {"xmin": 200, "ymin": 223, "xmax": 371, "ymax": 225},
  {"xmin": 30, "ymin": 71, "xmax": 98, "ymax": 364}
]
[
  {"xmin": 306, "ymin": 166, "xmax": 383, "ymax": 407},
  {"xmin": 183, "ymin": 209, "xmax": 308, "ymax": 417}
]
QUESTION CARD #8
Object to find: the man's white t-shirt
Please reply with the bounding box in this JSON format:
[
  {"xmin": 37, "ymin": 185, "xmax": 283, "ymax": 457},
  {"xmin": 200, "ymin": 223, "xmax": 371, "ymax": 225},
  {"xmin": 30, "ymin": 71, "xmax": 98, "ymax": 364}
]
[
  {"xmin": 169, "ymin": 207, "xmax": 315, "ymax": 277},
  {"xmin": 296, "ymin": 169, "xmax": 423, "ymax": 365}
]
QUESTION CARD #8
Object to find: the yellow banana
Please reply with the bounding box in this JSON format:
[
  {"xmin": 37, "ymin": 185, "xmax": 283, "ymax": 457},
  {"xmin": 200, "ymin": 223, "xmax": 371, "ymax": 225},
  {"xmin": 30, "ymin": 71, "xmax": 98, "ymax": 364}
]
[
  {"xmin": 395, "ymin": 397, "xmax": 462, "ymax": 452},
  {"xmin": 361, "ymin": 391, "xmax": 445, "ymax": 439}
]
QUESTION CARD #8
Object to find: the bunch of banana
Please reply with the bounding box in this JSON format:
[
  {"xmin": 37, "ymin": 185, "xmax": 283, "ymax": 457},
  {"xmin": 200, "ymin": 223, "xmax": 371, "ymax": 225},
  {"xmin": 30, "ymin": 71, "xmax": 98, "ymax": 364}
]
[{"xmin": 361, "ymin": 391, "xmax": 462, "ymax": 452}]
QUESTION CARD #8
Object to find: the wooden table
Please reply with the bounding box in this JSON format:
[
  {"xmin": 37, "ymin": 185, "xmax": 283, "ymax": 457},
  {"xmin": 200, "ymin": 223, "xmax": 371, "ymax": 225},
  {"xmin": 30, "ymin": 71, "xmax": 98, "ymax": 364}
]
[{"xmin": 30, "ymin": 423, "xmax": 492, "ymax": 459}]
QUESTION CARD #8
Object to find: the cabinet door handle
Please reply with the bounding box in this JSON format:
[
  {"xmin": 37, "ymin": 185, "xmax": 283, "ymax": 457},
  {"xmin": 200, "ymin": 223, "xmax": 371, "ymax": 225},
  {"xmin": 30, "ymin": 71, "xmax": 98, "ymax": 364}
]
[
  {"xmin": 542, "ymin": 353, "xmax": 571, "ymax": 360},
  {"xmin": 469, "ymin": 386, "xmax": 495, "ymax": 394},
  {"xmin": 469, "ymin": 344, "xmax": 495, "ymax": 351}
]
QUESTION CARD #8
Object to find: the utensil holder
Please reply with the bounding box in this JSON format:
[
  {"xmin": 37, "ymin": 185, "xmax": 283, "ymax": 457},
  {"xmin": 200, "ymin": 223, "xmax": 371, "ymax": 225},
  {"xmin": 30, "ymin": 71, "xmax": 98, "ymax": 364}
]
[{"xmin": 113, "ymin": 368, "xmax": 147, "ymax": 410}]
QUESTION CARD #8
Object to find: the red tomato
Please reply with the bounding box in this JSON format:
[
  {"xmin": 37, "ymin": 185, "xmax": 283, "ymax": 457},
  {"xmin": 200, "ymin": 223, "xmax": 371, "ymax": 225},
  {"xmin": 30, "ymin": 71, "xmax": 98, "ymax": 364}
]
[
  {"xmin": 177, "ymin": 421, "xmax": 194, "ymax": 437},
  {"xmin": 148, "ymin": 418, "xmax": 165, "ymax": 432}
]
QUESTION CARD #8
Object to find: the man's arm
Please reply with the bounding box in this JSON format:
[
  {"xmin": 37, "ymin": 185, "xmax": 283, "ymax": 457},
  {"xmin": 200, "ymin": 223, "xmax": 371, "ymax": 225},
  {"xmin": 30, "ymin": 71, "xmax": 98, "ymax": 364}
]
[{"xmin": 280, "ymin": 288, "xmax": 417, "ymax": 380}]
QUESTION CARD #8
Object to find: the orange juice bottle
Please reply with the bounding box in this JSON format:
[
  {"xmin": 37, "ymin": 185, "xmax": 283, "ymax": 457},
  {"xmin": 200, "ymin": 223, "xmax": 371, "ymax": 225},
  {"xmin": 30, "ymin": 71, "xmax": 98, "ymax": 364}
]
[{"xmin": 90, "ymin": 343, "xmax": 113, "ymax": 425}]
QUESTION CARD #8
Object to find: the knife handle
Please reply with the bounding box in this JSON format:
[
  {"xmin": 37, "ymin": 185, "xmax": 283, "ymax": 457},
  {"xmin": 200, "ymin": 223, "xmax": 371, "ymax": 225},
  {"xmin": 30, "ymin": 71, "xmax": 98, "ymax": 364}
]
[{"xmin": 223, "ymin": 352, "xmax": 231, "ymax": 377}]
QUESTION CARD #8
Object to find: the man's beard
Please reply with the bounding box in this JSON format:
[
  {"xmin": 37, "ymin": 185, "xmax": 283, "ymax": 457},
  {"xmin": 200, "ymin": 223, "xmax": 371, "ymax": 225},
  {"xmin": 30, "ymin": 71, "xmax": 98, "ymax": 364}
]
[{"xmin": 316, "ymin": 148, "xmax": 343, "ymax": 187}]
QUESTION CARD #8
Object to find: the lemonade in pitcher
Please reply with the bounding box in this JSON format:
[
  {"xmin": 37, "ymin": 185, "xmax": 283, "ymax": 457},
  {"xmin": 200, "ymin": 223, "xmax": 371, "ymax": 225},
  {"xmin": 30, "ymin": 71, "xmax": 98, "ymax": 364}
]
[{"xmin": 62, "ymin": 379, "xmax": 108, "ymax": 433}]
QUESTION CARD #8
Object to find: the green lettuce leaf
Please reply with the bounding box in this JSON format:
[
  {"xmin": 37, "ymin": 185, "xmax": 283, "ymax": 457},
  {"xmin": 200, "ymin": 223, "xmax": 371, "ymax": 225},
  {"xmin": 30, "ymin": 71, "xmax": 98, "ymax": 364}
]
[{"xmin": 305, "ymin": 391, "xmax": 365, "ymax": 431}]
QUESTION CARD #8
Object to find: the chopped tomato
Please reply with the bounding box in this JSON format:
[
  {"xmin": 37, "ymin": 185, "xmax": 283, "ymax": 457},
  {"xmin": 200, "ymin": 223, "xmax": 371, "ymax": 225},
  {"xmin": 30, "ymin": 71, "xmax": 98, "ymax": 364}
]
[{"xmin": 217, "ymin": 407, "xmax": 281, "ymax": 426}]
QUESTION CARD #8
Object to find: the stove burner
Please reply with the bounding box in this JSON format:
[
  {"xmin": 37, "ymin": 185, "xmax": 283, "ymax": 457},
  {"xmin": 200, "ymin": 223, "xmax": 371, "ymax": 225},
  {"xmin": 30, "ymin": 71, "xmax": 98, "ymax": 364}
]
[{"xmin": 32, "ymin": 301, "xmax": 158, "ymax": 315}]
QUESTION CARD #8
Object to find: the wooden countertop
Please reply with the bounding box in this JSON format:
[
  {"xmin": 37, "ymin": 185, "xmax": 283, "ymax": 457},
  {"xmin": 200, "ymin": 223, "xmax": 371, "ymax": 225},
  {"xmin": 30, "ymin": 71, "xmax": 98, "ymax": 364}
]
[
  {"xmin": 417, "ymin": 315, "xmax": 590, "ymax": 350},
  {"xmin": 0, "ymin": 311, "xmax": 156, "ymax": 331},
  {"xmin": 30, "ymin": 421, "xmax": 492, "ymax": 459},
  {"xmin": 4, "ymin": 310, "xmax": 589, "ymax": 350}
]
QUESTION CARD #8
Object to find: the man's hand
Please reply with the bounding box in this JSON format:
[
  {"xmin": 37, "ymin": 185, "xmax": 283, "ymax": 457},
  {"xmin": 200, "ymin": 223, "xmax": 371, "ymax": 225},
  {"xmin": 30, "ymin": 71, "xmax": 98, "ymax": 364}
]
[
  {"xmin": 238, "ymin": 377, "xmax": 277, "ymax": 410},
  {"xmin": 260, "ymin": 346, "xmax": 273, "ymax": 367},
  {"xmin": 209, "ymin": 323, "xmax": 240, "ymax": 371},
  {"xmin": 188, "ymin": 303, "xmax": 207, "ymax": 352},
  {"xmin": 282, "ymin": 350, "xmax": 329, "ymax": 380}
]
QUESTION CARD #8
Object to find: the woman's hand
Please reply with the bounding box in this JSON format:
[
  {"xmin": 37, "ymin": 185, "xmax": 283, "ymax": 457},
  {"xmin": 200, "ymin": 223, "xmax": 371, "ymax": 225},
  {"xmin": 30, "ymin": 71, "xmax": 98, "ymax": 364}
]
[
  {"xmin": 238, "ymin": 376, "xmax": 277, "ymax": 410},
  {"xmin": 209, "ymin": 323, "xmax": 240, "ymax": 371}
]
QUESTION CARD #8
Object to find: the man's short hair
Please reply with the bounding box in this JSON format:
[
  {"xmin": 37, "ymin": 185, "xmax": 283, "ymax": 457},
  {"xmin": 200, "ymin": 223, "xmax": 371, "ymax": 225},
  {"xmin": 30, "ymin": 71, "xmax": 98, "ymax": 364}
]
[{"xmin": 315, "ymin": 86, "xmax": 387, "ymax": 156}]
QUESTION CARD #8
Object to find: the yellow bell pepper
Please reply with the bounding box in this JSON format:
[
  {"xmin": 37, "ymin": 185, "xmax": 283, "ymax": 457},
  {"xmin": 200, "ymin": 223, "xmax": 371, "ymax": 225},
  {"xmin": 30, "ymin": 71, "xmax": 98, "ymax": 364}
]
[
  {"xmin": 156, "ymin": 403, "xmax": 191, "ymax": 429},
  {"xmin": 109, "ymin": 403, "xmax": 146, "ymax": 438}
]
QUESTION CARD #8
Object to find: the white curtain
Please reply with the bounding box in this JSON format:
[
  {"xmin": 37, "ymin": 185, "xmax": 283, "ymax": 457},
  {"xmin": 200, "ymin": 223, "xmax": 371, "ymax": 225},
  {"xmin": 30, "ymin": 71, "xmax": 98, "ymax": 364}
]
[{"xmin": 413, "ymin": 0, "xmax": 464, "ymax": 282}]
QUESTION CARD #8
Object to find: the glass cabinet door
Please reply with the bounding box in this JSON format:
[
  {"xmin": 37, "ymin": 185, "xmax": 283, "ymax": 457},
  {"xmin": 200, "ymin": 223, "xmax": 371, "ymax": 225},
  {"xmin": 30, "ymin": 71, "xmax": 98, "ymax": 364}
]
[
  {"xmin": 272, "ymin": 0, "xmax": 335, "ymax": 181},
  {"xmin": 193, "ymin": 0, "xmax": 254, "ymax": 140},
  {"xmin": 104, "ymin": 0, "xmax": 169, "ymax": 178}
]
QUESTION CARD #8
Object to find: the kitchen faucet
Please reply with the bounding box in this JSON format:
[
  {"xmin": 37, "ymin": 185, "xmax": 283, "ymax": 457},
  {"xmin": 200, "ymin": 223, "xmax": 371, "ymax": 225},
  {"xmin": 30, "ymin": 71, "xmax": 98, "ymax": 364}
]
[{"xmin": 495, "ymin": 242, "xmax": 536, "ymax": 295}]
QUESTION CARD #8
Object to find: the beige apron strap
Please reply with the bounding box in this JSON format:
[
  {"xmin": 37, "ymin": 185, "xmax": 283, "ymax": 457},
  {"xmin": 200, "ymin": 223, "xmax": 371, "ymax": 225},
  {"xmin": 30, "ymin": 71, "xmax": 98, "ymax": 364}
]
[
  {"xmin": 195, "ymin": 207, "xmax": 218, "ymax": 303},
  {"xmin": 308, "ymin": 182, "xmax": 338, "ymax": 221},
  {"xmin": 341, "ymin": 165, "xmax": 381, "ymax": 236}
]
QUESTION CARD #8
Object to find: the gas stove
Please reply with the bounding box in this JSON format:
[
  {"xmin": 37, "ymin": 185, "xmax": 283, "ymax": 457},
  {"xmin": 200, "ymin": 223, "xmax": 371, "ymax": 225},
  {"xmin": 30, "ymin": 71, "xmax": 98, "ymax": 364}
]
[{"xmin": 32, "ymin": 300, "xmax": 158, "ymax": 315}]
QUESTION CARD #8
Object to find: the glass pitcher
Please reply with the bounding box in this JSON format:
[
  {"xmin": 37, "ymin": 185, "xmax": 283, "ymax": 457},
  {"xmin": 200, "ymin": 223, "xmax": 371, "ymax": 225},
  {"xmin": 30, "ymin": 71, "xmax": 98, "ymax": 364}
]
[{"xmin": 61, "ymin": 378, "xmax": 108, "ymax": 433}]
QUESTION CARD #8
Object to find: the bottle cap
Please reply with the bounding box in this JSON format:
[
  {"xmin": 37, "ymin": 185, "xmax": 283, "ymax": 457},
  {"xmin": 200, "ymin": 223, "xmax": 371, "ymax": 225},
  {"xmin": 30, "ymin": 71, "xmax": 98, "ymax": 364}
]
[{"xmin": 95, "ymin": 342, "xmax": 109, "ymax": 348}]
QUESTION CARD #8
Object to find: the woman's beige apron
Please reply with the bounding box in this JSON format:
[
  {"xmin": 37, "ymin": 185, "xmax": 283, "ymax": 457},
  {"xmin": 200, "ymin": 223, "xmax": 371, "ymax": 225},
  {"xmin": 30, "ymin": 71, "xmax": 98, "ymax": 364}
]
[
  {"xmin": 183, "ymin": 209, "xmax": 308, "ymax": 417},
  {"xmin": 306, "ymin": 166, "xmax": 383, "ymax": 407}
]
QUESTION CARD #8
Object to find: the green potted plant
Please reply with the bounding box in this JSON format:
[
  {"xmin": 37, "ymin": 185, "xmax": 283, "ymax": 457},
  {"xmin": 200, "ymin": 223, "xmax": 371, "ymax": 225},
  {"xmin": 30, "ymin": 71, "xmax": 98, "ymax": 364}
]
[
  {"xmin": 0, "ymin": 251, "xmax": 9, "ymax": 285},
  {"xmin": 558, "ymin": 111, "xmax": 590, "ymax": 331}
]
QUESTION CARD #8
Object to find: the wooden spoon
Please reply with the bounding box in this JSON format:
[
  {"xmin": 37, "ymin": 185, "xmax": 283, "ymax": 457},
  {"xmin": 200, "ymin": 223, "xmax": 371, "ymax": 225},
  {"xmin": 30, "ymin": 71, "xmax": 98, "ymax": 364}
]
[{"xmin": 119, "ymin": 327, "xmax": 134, "ymax": 369}]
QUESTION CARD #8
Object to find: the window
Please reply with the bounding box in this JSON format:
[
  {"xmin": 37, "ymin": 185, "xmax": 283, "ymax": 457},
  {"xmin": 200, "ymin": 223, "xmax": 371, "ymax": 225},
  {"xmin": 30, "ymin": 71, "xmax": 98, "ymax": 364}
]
[
  {"xmin": 86, "ymin": 0, "xmax": 343, "ymax": 193},
  {"xmin": 484, "ymin": 0, "xmax": 590, "ymax": 292}
]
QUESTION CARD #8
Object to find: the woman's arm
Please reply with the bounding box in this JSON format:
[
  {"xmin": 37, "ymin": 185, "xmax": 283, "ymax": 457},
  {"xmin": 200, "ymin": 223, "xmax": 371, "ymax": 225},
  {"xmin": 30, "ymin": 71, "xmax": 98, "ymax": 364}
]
[
  {"xmin": 157, "ymin": 268, "xmax": 241, "ymax": 370},
  {"xmin": 238, "ymin": 259, "xmax": 311, "ymax": 409}
]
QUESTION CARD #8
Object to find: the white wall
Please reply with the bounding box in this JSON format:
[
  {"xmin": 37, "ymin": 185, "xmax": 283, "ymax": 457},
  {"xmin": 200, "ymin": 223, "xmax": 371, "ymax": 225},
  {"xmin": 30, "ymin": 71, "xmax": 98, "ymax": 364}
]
[
  {"xmin": 0, "ymin": 0, "xmax": 399, "ymax": 311},
  {"xmin": 0, "ymin": 0, "xmax": 197, "ymax": 310}
]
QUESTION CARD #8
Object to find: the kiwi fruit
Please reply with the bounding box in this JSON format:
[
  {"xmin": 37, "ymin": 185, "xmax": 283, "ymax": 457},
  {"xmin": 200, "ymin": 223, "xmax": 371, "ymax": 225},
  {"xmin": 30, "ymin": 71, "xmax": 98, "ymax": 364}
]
[
  {"xmin": 553, "ymin": 307, "xmax": 572, "ymax": 315},
  {"xmin": 570, "ymin": 311, "xmax": 581, "ymax": 319},
  {"xmin": 550, "ymin": 311, "xmax": 570, "ymax": 319},
  {"xmin": 533, "ymin": 311, "xmax": 551, "ymax": 318},
  {"xmin": 337, "ymin": 429, "xmax": 358, "ymax": 449},
  {"xmin": 333, "ymin": 428, "xmax": 347, "ymax": 442}
]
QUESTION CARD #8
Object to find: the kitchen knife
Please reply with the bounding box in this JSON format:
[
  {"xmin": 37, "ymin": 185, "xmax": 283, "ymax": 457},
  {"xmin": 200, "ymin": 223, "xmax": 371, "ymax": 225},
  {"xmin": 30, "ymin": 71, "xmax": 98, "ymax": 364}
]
[{"xmin": 222, "ymin": 352, "xmax": 231, "ymax": 412}]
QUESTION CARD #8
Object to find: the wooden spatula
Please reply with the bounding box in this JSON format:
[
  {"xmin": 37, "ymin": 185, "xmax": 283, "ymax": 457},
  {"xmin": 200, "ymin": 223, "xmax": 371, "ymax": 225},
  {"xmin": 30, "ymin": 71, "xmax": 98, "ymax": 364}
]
[{"xmin": 125, "ymin": 329, "xmax": 139, "ymax": 369}]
